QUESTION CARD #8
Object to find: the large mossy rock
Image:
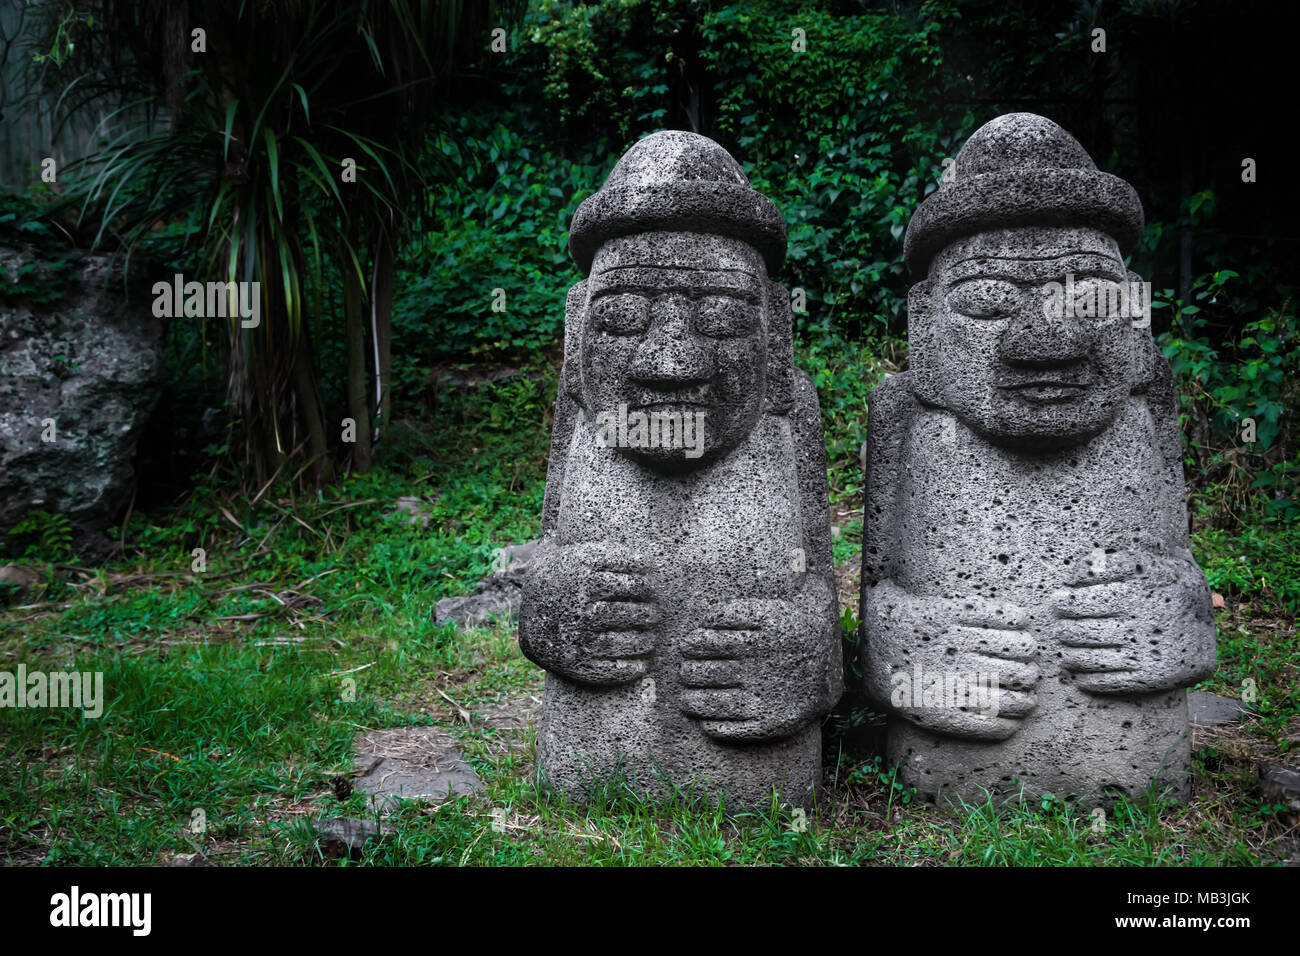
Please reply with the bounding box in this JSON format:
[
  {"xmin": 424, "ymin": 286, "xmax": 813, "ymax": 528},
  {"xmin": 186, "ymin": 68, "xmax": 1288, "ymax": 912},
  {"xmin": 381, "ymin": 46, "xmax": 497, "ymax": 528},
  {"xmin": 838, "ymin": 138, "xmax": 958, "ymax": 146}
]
[{"xmin": 0, "ymin": 244, "xmax": 166, "ymax": 556}]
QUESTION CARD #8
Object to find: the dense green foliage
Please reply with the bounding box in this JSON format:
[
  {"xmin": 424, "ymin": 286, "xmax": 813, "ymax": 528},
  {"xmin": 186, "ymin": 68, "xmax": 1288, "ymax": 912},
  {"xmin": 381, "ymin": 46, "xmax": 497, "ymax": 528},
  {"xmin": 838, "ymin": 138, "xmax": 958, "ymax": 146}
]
[
  {"xmin": 391, "ymin": 117, "xmax": 607, "ymax": 362},
  {"xmin": 1157, "ymin": 271, "xmax": 1299, "ymax": 526},
  {"xmin": 392, "ymin": 0, "xmax": 972, "ymax": 359},
  {"xmin": 380, "ymin": 0, "xmax": 1298, "ymax": 517},
  {"xmin": 10, "ymin": 0, "xmax": 1294, "ymax": 513}
]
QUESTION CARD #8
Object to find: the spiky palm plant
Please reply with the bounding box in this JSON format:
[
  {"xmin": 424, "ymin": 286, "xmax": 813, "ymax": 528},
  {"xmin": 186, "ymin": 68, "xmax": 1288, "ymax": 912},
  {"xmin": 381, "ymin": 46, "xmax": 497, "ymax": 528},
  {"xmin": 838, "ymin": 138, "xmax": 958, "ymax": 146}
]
[{"xmin": 41, "ymin": 0, "xmax": 486, "ymax": 484}]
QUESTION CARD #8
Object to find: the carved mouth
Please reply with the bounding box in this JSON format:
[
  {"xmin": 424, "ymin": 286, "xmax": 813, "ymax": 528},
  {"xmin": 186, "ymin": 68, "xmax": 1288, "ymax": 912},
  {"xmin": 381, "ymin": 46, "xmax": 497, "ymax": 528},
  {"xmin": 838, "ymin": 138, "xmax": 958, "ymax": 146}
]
[
  {"xmin": 999, "ymin": 380, "xmax": 1090, "ymax": 403},
  {"xmin": 631, "ymin": 389, "xmax": 711, "ymax": 409},
  {"xmin": 635, "ymin": 401, "xmax": 710, "ymax": 411}
]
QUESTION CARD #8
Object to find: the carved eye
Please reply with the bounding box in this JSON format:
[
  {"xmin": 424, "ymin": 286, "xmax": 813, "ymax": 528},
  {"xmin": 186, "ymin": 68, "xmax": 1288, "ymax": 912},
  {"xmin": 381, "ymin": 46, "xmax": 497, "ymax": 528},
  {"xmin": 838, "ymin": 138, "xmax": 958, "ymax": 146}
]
[
  {"xmin": 695, "ymin": 295, "xmax": 759, "ymax": 338},
  {"xmin": 593, "ymin": 293, "xmax": 650, "ymax": 336},
  {"xmin": 945, "ymin": 278, "xmax": 1022, "ymax": 319},
  {"xmin": 1068, "ymin": 276, "xmax": 1119, "ymax": 318}
]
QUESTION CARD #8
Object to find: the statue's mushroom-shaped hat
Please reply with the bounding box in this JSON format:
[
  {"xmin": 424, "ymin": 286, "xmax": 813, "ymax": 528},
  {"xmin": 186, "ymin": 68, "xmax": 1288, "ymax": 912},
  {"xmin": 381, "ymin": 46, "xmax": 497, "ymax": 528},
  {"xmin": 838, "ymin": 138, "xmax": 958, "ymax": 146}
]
[
  {"xmin": 569, "ymin": 130, "xmax": 786, "ymax": 277},
  {"xmin": 904, "ymin": 112, "xmax": 1144, "ymax": 275}
]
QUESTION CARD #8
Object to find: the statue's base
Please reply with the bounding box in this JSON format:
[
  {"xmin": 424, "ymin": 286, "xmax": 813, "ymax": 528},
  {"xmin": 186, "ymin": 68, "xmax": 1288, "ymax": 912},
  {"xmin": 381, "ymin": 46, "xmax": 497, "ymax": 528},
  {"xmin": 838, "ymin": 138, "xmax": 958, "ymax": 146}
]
[
  {"xmin": 534, "ymin": 668, "xmax": 825, "ymax": 809},
  {"xmin": 536, "ymin": 730, "xmax": 822, "ymax": 809},
  {"xmin": 887, "ymin": 688, "xmax": 1194, "ymax": 809}
]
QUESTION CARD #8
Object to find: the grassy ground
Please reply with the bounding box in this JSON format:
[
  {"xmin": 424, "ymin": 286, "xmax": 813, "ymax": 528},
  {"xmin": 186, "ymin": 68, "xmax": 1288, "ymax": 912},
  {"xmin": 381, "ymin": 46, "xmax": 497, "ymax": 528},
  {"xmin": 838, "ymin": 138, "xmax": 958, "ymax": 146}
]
[{"xmin": 1, "ymin": 345, "xmax": 1296, "ymax": 866}]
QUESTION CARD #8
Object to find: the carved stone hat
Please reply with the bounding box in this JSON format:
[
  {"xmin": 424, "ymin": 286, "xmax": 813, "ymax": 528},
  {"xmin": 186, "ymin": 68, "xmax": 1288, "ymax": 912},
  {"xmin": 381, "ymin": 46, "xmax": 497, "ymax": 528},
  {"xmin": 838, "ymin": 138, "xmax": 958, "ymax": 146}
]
[
  {"xmin": 903, "ymin": 112, "xmax": 1145, "ymax": 275},
  {"xmin": 568, "ymin": 130, "xmax": 786, "ymax": 276}
]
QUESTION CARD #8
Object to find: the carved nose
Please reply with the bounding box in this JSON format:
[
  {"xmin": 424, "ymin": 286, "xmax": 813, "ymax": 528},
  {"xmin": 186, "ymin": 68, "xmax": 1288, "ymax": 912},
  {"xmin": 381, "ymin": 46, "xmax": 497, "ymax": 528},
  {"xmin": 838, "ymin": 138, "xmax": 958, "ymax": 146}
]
[
  {"xmin": 628, "ymin": 295, "xmax": 712, "ymax": 387},
  {"xmin": 999, "ymin": 296, "xmax": 1095, "ymax": 367}
]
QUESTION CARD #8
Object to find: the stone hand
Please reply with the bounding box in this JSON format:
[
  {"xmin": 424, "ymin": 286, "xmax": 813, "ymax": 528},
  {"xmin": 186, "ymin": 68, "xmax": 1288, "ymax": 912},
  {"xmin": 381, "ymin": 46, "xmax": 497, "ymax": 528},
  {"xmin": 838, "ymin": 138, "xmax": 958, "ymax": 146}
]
[
  {"xmin": 519, "ymin": 540, "xmax": 662, "ymax": 687},
  {"xmin": 1050, "ymin": 551, "xmax": 1216, "ymax": 695},
  {"xmin": 679, "ymin": 597, "xmax": 835, "ymax": 743},
  {"xmin": 863, "ymin": 579, "xmax": 1040, "ymax": 741}
]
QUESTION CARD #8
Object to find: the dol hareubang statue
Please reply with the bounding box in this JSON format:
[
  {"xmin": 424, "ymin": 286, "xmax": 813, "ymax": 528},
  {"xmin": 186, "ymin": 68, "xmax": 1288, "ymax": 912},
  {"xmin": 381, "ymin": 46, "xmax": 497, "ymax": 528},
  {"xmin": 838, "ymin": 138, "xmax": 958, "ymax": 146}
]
[
  {"xmin": 519, "ymin": 131, "xmax": 842, "ymax": 806},
  {"xmin": 861, "ymin": 113, "xmax": 1217, "ymax": 806}
]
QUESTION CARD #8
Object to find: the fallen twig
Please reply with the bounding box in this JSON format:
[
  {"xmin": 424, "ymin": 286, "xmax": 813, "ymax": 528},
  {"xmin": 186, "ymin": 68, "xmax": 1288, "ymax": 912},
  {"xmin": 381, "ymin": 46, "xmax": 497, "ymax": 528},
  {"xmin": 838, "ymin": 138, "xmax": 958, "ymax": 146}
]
[
  {"xmin": 328, "ymin": 661, "xmax": 376, "ymax": 678},
  {"xmin": 437, "ymin": 688, "xmax": 472, "ymax": 724}
]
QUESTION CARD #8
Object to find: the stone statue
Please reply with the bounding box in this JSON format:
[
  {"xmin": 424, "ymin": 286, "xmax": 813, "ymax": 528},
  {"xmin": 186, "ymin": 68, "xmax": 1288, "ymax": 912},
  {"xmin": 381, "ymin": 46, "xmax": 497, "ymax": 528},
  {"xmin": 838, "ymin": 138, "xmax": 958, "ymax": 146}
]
[
  {"xmin": 860, "ymin": 113, "xmax": 1217, "ymax": 806},
  {"xmin": 519, "ymin": 130, "xmax": 842, "ymax": 807}
]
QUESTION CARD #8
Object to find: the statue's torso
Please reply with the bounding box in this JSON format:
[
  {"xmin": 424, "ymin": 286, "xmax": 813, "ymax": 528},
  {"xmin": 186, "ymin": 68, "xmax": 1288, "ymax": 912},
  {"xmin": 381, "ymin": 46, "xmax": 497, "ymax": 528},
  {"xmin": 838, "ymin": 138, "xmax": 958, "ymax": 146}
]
[
  {"xmin": 885, "ymin": 396, "xmax": 1193, "ymax": 802},
  {"xmin": 894, "ymin": 396, "xmax": 1184, "ymax": 604},
  {"xmin": 541, "ymin": 412, "xmax": 819, "ymax": 801}
]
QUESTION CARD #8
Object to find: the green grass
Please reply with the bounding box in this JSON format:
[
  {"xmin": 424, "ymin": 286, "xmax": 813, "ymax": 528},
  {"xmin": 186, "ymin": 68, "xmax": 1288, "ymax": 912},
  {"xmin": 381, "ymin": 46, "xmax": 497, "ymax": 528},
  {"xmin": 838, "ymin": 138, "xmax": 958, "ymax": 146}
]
[
  {"xmin": 1190, "ymin": 520, "xmax": 1300, "ymax": 748},
  {"xmin": 1, "ymin": 347, "xmax": 1296, "ymax": 866}
]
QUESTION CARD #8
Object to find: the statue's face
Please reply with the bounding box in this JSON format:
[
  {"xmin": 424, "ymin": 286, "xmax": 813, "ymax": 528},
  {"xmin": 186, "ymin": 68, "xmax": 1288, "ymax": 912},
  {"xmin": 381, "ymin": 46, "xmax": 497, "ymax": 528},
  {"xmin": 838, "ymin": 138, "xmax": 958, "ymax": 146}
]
[
  {"xmin": 581, "ymin": 232, "xmax": 768, "ymax": 470},
  {"xmin": 918, "ymin": 226, "xmax": 1144, "ymax": 448}
]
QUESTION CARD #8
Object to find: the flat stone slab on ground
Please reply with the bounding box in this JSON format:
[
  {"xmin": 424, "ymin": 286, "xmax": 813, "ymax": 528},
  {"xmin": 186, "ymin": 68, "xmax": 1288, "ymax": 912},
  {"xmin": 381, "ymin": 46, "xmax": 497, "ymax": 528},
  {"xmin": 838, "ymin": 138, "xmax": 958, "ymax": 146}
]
[
  {"xmin": 1260, "ymin": 763, "xmax": 1300, "ymax": 813},
  {"xmin": 311, "ymin": 817, "xmax": 384, "ymax": 860},
  {"xmin": 353, "ymin": 726, "xmax": 483, "ymax": 812},
  {"xmin": 1189, "ymin": 690, "xmax": 1250, "ymax": 728},
  {"xmin": 435, "ymin": 589, "xmax": 520, "ymax": 629},
  {"xmin": 434, "ymin": 540, "xmax": 538, "ymax": 629}
]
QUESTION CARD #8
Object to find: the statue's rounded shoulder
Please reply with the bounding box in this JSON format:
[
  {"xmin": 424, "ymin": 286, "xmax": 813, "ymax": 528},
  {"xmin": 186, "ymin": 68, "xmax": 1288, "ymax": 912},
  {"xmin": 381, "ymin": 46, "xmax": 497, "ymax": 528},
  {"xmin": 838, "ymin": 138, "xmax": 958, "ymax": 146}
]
[{"xmin": 868, "ymin": 370, "xmax": 922, "ymax": 421}]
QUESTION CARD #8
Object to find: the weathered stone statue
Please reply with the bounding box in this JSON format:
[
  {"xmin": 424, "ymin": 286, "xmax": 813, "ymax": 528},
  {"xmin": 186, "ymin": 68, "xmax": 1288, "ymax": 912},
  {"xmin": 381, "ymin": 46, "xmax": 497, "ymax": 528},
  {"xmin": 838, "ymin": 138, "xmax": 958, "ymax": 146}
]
[
  {"xmin": 519, "ymin": 130, "xmax": 842, "ymax": 807},
  {"xmin": 861, "ymin": 113, "xmax": 1217, "ymax": 806}
]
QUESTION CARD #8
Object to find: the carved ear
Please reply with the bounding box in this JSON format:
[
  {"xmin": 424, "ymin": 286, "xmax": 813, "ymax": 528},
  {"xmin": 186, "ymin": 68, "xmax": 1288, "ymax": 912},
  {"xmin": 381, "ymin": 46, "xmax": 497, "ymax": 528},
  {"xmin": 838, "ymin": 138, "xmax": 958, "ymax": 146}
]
[
  {"xmin": 1126, "ymin": 268, "xmax": 1161, "ymax": 393},
  {"xmin": 562, "ymin": 280, "xmax": 588, "ymax": 408},
  {"xmin": 907, "ymin": 279, "xmax": 941, "ymax": 405},
  {"xmin": 765, "ymin": 278, "xmax": 794, "ymax": 415}
]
